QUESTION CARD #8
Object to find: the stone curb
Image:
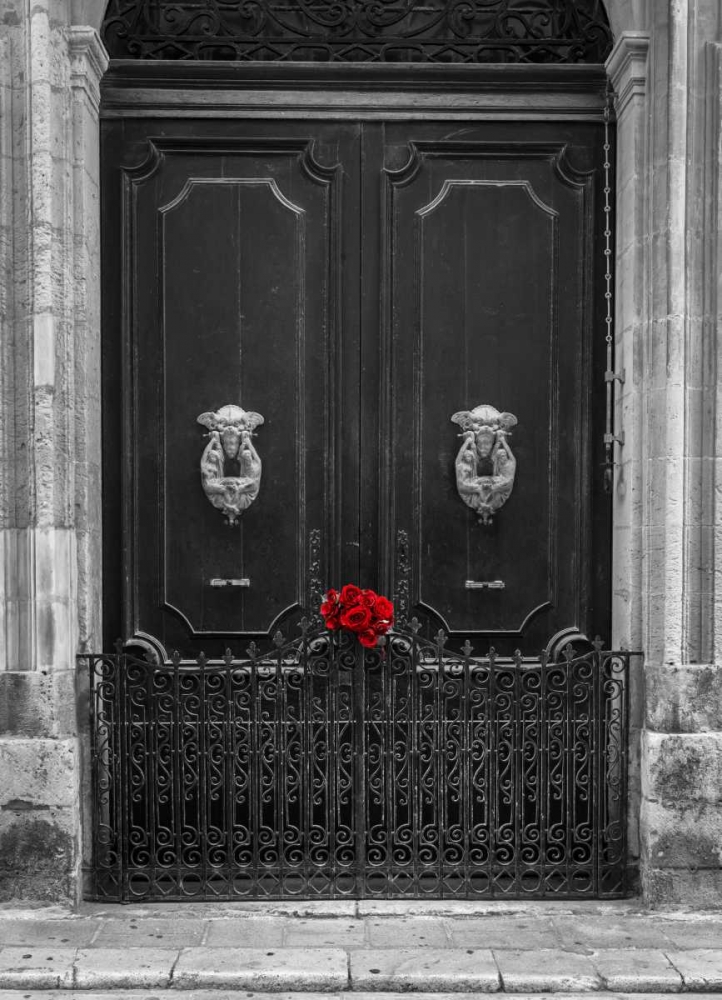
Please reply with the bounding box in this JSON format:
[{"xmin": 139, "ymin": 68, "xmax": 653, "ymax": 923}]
[
  {"xmin": 0, "ymin": 946, "xmax": 721, "ymax": 992},
  {"xmin": 2, "ymin": 995, "xmax": 722, "ymax": 1000}
]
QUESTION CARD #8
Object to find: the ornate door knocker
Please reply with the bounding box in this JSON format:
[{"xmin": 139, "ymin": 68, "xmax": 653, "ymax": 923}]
[
  {"xmin": 197, "ymin": 404, "xmax": 264, "ymax": 525},
  {"xmin": 451, "ymin": 405, "xmax": 518, "ymax": 525}
]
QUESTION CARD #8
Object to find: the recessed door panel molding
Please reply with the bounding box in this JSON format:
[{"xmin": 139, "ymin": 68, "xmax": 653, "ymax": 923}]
[
  {"xmin": 384, "ymin": 132, "xmax": 598, "ymax": 644},
  {"xmin": 116, "ymin": 133, "xmax": 345, "ymax": 652}
]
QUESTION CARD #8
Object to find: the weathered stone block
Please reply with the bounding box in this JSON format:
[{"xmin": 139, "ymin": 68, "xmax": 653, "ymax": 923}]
[
  {"xmin": 642, "ymin": 730, "xmax": 722, "ymax": 805},
  {"xmin": 0, "ymin": 670, "xmax": 78, "ymax": 737},
  {"xmin": 641, "ymin": 799, "xmax": 722, "ymax": 868},
  {"xmin": 642, "ymin": 867, "xmax": 722, "ymax": 909},
  {"xmin": 639, "ymin": 731, "xmax": 722, "ymax": 905},
  {"xmin": 0, "ymin": 737, "xmax": 79, "ymax": 806},
  {"xmin": 0, "ymin": 812, "xmax": 77, "ymax": 902},
  {"xmin": 645, "ymin": 662, "xmax": 722, "ymax": 732},
  {"xmin": 0, "ymin": 737, "xmax": 80, "ymax": 902}
]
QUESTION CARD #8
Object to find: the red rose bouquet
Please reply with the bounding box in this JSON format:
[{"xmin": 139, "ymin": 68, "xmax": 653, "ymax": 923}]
[{"xmin": 320, "ymin": 584, "xmax": 394, "ymax": 648}]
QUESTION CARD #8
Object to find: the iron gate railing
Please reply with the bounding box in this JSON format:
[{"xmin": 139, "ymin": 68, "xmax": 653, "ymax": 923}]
[{"xmin": 82, "ymin": 622, "xmax": 630, "ymax": 901}]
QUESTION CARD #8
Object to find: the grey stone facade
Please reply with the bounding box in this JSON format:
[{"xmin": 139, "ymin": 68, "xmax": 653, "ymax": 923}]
[{"xmin": 0, "ymin": 0, "xmax": 720, "ymax": 906}]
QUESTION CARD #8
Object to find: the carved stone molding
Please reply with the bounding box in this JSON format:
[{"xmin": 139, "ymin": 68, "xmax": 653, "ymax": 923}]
[
  {"xmin": 197, "ymin": 404, "xmax": 264, "ymax": 526},
  {"xmin": 605, "ymin": 31, "xmax": 650, "ymax": 118},
  {"xmin": 68, "ymin": 26, "xmax": 109, "ymax": 112},
  {"xmin": 451, "ymin": 405, "xmax": 518, "ymax": 525}
]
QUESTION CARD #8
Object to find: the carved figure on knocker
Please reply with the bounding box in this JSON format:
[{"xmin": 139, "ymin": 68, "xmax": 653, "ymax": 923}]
[
  {"xmin": 197, "ymin": 404, "xmax": 264, "ymax": 525},
  {"xmin": 451, "ymin": 404, "xmax": 518, "ymax": 525}
]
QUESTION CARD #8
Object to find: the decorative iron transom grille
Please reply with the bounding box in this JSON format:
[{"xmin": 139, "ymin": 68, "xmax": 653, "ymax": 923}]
[
  {"xmin": 101, "ymin": 0, "xmax": 613, "ymax": 63},
  {"xmin": 83, "ymin": 622, "xmax": 629, "ymax": 901}
]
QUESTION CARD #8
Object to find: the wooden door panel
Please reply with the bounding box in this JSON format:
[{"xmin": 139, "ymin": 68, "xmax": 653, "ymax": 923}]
[
  {"xmin": 161, "ymin": 177, "xmax": 305, "ymax": 634},
  {"xmin": 121, "ymin": 134, "xmax": 348, "ymax": 653},
  {"xmin": 383, "ymin": 131, "xmax": 601, "ymax": 647}
]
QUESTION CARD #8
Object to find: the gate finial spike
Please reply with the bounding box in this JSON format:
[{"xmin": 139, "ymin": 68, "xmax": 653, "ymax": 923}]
[
  {"xmin": 462, "ymin": 639, "xmax": 473, "ymax": 657},
  {"xmin": 223, "ymin": 648, "xmax": 234, "ymax": 665},
  {"xmin": 299, "ymin": 616, "xmax": 310, "ymax": 635},
  {"xmin": 273, "ymin": 630, "xmax": 285, "ymax": 648},
  {"xmin": 435, "ymin": 629, "xmax": 447, "ymax": 649},
  {"xmin": 114, "ymin": 638, "xmax": 124, "ymax": 655},
  {"xmin": 197, "ymin": 651, "xmax": 207, "ymax": 668},
  {"xmin": 171, "ymin": 649, "xmax": 182, "ymax": 667},
  {"xmin": 592, "ymin": 635, "xmax": 604, "ymax": 652},
  {"xmin": 246, "ymin": 641, "xmax": 258, "ymax": 660},
  {"xmin": 540, "ymin": 648, "xmax": 549, "ymax": 668},
  {"xmin": 488, "ymin": 646, "xmax": 496, "ymax": 666},
  {"xmin": 409, "ymin": 617, "xmax": 421, "ymax": 634},
  {"xmin": 563, "ymin": 643, "xmax": 574, "ymax": 662}
]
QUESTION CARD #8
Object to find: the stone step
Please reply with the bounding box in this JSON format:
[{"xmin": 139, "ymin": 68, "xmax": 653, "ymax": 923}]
[{"xmin": 0, "ymin": 946, "xmax": 721, "ymax": 993}]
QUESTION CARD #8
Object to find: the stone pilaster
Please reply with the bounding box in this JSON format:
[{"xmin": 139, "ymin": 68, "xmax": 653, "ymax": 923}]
[
  {"xmin": 606, "ymin": 27, "xmax": 651, "ymax": 878},
  {"xmin": 0, "ymin": 2, "xmax": 107, "ymax": 902},
  {"xmin": 634, "ymin": 1, "xmax": 722, "ymax": 906}
]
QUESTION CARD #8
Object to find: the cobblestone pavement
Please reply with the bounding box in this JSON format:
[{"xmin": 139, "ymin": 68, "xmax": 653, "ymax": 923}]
[{"xmin": 0, "ymin": 900, "xmax": 720, "ymax": 993}]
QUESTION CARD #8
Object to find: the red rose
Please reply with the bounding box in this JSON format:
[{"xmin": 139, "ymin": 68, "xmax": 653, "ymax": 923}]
[
  {"xmin": 372, "ymin": 619, "xmax": 392, "ymax": 635},
  {"xmin": 339, "ymin": 584, "xmax": 362, "ymax": 606},
  {"xmin": 320, "ymin": 598, "xmax": 338, "ymax": 617},
  {"xmin": 340, "ymin": 605, "xmax": 372, "ymax": 631},
  {"xmin": 373, "ymin": 595, "xmax": 394, "ymax": 620},
  {"xmin": 324, "ymin": 614, "xmax": 341, "ymax": 631},
  {"xmin": 358, "ymin": 589, "xmax": 377, "ymax": 609},
  {"xmin": 324, "ymin": 588, "xmax": 339, "ymax": 603},
  {"xmin": 358, "ymin": 629, "xmax": 378, "ymax": 648}
]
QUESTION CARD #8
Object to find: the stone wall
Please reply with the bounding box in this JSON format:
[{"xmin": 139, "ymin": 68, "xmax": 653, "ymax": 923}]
[{"xmin": 0, "ymin": 0, "xmax": 106, "ymax": 901}]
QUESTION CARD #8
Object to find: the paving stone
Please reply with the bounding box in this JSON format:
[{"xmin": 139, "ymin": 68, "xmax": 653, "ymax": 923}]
[
  {"xmin": 552, "ymin": 916, "xmax": 672, "ymax": 951},
  {"xmin": 659, "ymin": 920, "xmax": 722, "ymax": 949},
  {"xmin": 0, "ymin": 946, "xmax": 76, "ymax": 988},
  {"xmin": 447, "ymin": 916, "xmax": 559, "ymax": 949},
  {"xmin": 74, "ymin": 946, "xmax": 178, "ymax": 988},
  {"xmin": 0, "ymin": 995, "xmax": 345, "ymax": 1000},
  {"xmin": 366, "ymin": 917, "xmax": 449, "ymax": 948},
  {"xmin": 172, "ymin": 946, "xmax": 349, "ymax": 990},
  {"xmin": 218, "ymin": 900, "xmax": 357, "ymax": 918},
  {"xmin": 493, "ymin": 948, "xmax": 601, "ymax": 992},
  {"xmin": 357, "ymin": 900, "xmax": 535, "ymax": 917},
  {"xmin": 591, "ymin": 949, "xmax": 683, "ymax": 992},
  {"xmin": 92, "ymin": 917, "xmax": 205, "ymax": 947},
  {"xmin": 205, "ymin": 917, "xmax": 286, "ymax": 947},
  {"xmin": 0, "ymin": 995, "xmax": 709, "ymax": 1000},
  {"xmin": 0, "ymin": 918, "xmax": 97, "ymax": 947},
  {"xmin": 665, "ymin": 949, "xmax": 722, "ymax": 990},
  {"xmin": 283, "ymin": 917, "xmax": 367, "ymax": 947},
  {"xmin": 350, "ymin": 948, "xmax": 499, "ymax": 991}
]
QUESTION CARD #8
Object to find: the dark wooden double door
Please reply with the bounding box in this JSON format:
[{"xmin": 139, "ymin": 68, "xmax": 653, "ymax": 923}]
[{"xmin": 102, "ymin": 114, "xmax": 610, "ymax": 658}]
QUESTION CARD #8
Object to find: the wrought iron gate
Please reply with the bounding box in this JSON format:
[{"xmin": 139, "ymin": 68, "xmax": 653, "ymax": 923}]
[{"xmin": 83, "ymin": 622, "xmax": 629, "ymax": 901}]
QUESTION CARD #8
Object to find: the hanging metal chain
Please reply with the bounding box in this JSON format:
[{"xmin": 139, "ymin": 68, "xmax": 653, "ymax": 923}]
[{"xmin": 603, "ymin": 82, "xmax": 623, "ymax": 493}]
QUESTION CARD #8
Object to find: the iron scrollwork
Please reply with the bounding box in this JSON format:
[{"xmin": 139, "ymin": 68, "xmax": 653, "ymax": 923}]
[
  {"xmin": 83, "ymin": 625, "xmax": 631, "ymax": 902},
  {"xmin": 197, "ymin": 404, "xmax": 264, "ymax": 525},
  {"xmin": 451, "ymin": 404, "xmax": 518, "ymax": 525},
  {"xmin": 101, "ymin": 0, "xmax": 613, "ymax": 64}
]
